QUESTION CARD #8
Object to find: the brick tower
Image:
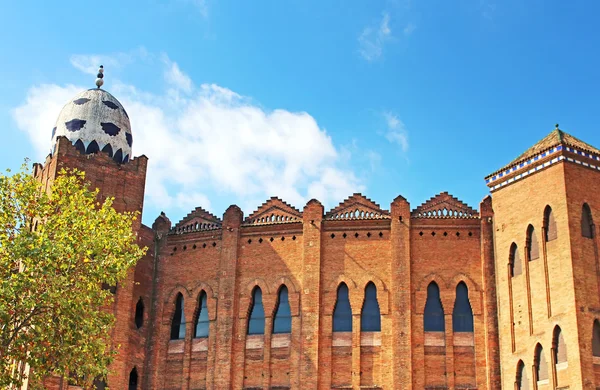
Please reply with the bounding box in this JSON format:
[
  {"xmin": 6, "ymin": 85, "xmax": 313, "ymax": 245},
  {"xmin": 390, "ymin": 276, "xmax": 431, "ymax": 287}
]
[
  {"xmin": 487, "ymin": 126, "xmax": 600, "ymax": 389},
  {"xmin": 32, "ymin": 67, "xmax": 152, "ymax": 389}
]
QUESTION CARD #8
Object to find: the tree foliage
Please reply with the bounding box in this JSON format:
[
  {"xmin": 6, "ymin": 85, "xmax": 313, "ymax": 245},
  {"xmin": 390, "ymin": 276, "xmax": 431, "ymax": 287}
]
[{"xmin": 0, "ymin": 165, "xmax": 146, "ymax": 389}]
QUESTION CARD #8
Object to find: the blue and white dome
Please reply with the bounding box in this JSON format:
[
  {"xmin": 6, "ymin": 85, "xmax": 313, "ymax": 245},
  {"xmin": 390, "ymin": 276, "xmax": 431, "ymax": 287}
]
[{"xmin": 51, "ymin": 87, "xmax": 132, "ymax": 163}]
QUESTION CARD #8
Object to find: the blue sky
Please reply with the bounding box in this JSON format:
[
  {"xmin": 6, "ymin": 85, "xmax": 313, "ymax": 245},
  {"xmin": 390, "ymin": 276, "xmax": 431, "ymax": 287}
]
[{"xmin": 2, "ymin": 0, "xmax": 600, "ymax": 225}]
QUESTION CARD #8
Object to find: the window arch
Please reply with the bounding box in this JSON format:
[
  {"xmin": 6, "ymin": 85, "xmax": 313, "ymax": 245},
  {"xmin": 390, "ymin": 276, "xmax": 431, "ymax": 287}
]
[
  {"xmin": 452, "ymin": 282, "xmax": 474, "ymax": 332},
  {"xmin": 248, "ymin": 287, "xmax": 265, "ymax": 335},
  {"xmin": 544, "ymin": 206, "xmax": 557, "ymax": 242},
  {"xmin": 582, "ymin": 203, "xmax": 594, "ymax": 238},
  {"xmin": 534, "ymin": 343, "xmax": 548, "ymax": 381},
  {"xmin": 194, "ymin": 291, "xmax": 209, "ymax": 338},
  {"xmin": 510, "ymin": 243, "xmax": 522, "ymax": 277},
  {"xmin": 135, "ymin": 298, "xmax": 144, "ymax": 329},
  {"xmin": 170, "ymin": 293, "xmax": 185, "ymax": 340},
  {"xmin": 516, "ymin": 360, "xmax": 529, "ymax": 390},
  {"xmin": 424, "ymin": 282, "xmax": 445, "ymax": 332},
  {"xmin": 361, "ymin": 282, "xmax": 381, "ymax": 332},
  {"xmin": 128, "ymin": 367, "xmax": 138, "ymax": 390},
  {"xmin": 526, "ymin": 225, "xmax": 540, "ymax": 261},
  {"xmin": 553, "ymin": 325, "xmax": 567, "ymax": 364},
  {"xmin": 333, "ymin": 283, "xmax": 352, "ymax": 332},
  {"xmin": 593, "ymin": 320, "xmax": 600, "ymax": 356},
  {"xmin": 273, "ymin": 285, "xmax": 292, "ymax": 334}
]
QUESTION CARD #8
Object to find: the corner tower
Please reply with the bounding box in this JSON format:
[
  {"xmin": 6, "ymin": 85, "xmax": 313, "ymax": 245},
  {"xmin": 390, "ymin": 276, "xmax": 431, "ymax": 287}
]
[{"xmin": 487, "ymin": 126, "xmax": 600, "ymax": 389}]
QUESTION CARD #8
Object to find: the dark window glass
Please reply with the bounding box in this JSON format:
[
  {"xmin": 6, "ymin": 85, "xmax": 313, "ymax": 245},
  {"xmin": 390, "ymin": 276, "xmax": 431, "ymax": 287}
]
[
  {"xmin": 544, "ymin": 206, "xmax": 557, "ymax": 242},
  {"xmin": 361, "ymin": 283, "xmax": 381, "ymax": 332},
  {"xmin": 582, "ymin": 203, "xmax": 594, "ymax": 238},
  {"xmin": 452, "ymin": 282, "xmax": 474, "ymax": 332},
  {"xmin": 424, "ymin": 282, "xmax": 445, "ymax": 332},
  {"xmin": 553, "ymin": 326, "xmax": 567, "ymax": 364},
  {"xmin": 128, "ymin": 368, "xmax": 138, "ymax": 390},
  {"xmin": 527, "ymin": 225, "xmax": 540, "ymax": 261},
  {"xmin": 273, "ymin": 286, "xmax": 292, "ymax": 334},
  {"xmin": 593, "ymin": 320, "xmax": 600, "ymax": 356},
  {"xmin": 194, "ymin": 292, "xmax": 209, "ymax": 338},
  {"xmin": 248, "ymin": 287, "xmax": 265, "ymax": 335},
  {"xmin": 333, "ymin": 283, "xmax": 352, "ymax": 332},
  {"xmin": 516, "ymin": 360, "xmax": 529, "ymax": 390},
  {"xmin": 170, "ymin": 293, "xmax": 185, "ymax": 340},
  {"xmin": 510, "ymin": 243, "xmax": 522, "ymax": 277},
  {"xmin": 535, "ymin": 344, "xmax": 548, "ymax": 381},
  {"xmin": 135, "ymin": 298, "xmax": 144, "ymax": 329}
]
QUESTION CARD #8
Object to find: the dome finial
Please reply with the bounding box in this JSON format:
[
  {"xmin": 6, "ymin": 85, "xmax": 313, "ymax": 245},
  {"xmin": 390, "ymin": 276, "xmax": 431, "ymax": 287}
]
[
  {"xmin": 95, "ymin": 65, "xmax": 104, "ymax": 88},
  {"xmin": 555, "ymin": 123, "xmax": 560, "ymax": 129}
]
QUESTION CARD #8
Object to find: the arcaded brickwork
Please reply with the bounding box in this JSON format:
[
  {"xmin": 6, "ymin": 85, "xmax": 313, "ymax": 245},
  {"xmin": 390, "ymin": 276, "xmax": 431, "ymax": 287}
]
[{"xmin": 33, "ymin": 129, "xmax": 600, "ymax": 389}]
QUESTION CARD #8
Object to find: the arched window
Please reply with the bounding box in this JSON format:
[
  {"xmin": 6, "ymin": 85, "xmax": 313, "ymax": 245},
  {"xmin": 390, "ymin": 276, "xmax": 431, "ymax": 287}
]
[
  {"xmin": 535, "ymin": 344, "xmax": 548, "ymax": 381},
  {"xmin": 544, "ymin": 206, "xmax": 557, "ymax": 242},
  {"xmin": 510, "ymin": 243, "xmax": 522, "ymax": 277},
  {"xmin": 582, "ymin": 203, "xmax": 594, "ymax": 238},
  {"xmin": 273, "ymin": 286, "xmax": 292, "ymax": 334},
  {"xmin": 128, "ymin": 367, "xmax": 138, "ymax": 390},
  {"xmin": 593, "ymin": 320, "xmax": 600, "ymax": 356},
  {"xmin": 553, "ymin": 326, "xmax": 567, "ymax": 364},
  {"xmin": 452, "ymin": 282, "xmax": 474, "ymax": 332},
  {"xmin": 194, "ymin": 291, "xmax": 209, "ymax": 338},
  {"xmin": 248, "ymin": 287, "xmax": 265, "ymax": 335},
  {"xmin": 361, "ymin": 282, "xmax": 381, "ymax": 332},
  {"xmin": 135, "ymin": 298, "xmax": 144, "ymax": 329},
  {"xmin": 516, "ymin": 360, "xmax": 529, "ymax": 390},
  {"xmin": 170, "ymin": 293, "xmax": 185, "ymax": 340},
  {"xmin": 526, "ymin": 225, "xmax": 540, "ymax": 261},
  {"xmin": 333, "ymin": 283, "xmax": 352, "ymax": 332},
  {"xmin": 424, "ymin": 282, "xmax": 445, "ymax": 332}
]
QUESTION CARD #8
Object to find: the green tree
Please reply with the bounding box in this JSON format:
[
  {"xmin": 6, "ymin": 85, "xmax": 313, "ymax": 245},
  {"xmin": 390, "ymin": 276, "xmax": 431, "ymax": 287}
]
[{"xmin": 0, "ymin": 165, "xmax": 146, "ymax": 389}]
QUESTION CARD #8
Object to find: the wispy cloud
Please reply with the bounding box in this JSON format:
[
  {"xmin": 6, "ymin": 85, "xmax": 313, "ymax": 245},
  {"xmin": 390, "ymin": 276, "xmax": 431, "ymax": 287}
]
[
  {"xmin": 69, "ymin": 48, "xmax": 149, "ymax": 76},
  {"xmin": 383, "ymin": 112, "xmax": 409, "ymax": 152},
  {"xmin": 403, "ymin": 22, "xmax": 416, "ymax": 36},
  {"xmin": 358, "ymin": 12, "xmax": 392, "ymax": 62},
  {"xmin": 183, "ymin": 0, "xmax": 209, "ymax": 18}
]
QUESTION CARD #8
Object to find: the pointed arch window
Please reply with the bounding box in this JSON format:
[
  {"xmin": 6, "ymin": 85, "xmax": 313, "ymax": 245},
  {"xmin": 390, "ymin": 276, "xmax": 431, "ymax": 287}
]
[
  {"xmin": 170, "ymin": 293, "xmax": 185, "ymax": 340},
  {"xmin": 510, "ymin": 243, "xmax": 522, "ymax": 277},
  {"xmin": 553, "ymin": 326, "xmax": 567, "ymax": 364},
  {"xmin": 135, "ymin": 298, "xmax": 144, "ymax": 329},
  {"xmin": 424, "ymin": 282, "xmax": 445, "ymax": 332},
  {"xmin": 452, "ymin": 282, "xmax": 474, "ymax": 332},
  {"xmin": 128, "ymin": 367, "xmax": 138, "ymax": 390},
  {"xmin": 526, "ymin": 225, "xmax": 540, "ymax": 261},
  {"xmin": 273, "ymin": 286, "xmax": 292, "ymax": 334},
  {"xmin": 516, "ymin": 360, "xmax": 529, "ymax": 390},
  {"xmin": 333, "ymin": 283, "xmax": 352, "ymax": 332},
  {"xmin": 593, "ymin": 320, "xmax": 600, "ymax": 357},
  {"xmin": 582, "ymin": 203, "xmax": 594, "ymax": 238},
  {"xmin": 544, "ymin": 206, "xmax": 557, "ymax": 242},
  {"xmin": 248, "ymin": 287, "xmax": 265, "ymax": 335},
  {"xmin": 361, "ymin": 282, "xmax": 381, "ymax": 332},
  {"xmin": 535, "ymin": 344, "xmax": 548, "ymax": 381},
  {"xmin": 194, "ymin": 291, "xmax": 209, "ymax": 338}
]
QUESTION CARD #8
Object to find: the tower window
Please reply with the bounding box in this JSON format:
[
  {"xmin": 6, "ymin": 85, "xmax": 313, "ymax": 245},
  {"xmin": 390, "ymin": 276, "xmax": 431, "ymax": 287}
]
[
  {"xmin": 128, "ymin": 367, "xmax": 138, "ymax": 390},
  {"xmin": 553, "ymin": 326, "xmax": 567, "ymax": 364},
  {"xmin": 593, "ymin": 320, "xmax": 600, "ymax": 357},
  {"xmin": 582, "ymin": 203, "xmax": 594, "ymax": 238},
  {"xmin": 516, "ymin": 360, "xmax": 528, "ymax": 390},
  {"xmin": 526, "ymin": 225, "xmax": 539, "ymax": 261},
  {"xmin": 424, "ymin": 282, "xmax": 445, "ymax": 332},
  {"xmin": 509, "ymin": 243, "xmax": 522, "ymax": 277},
  {"xmin": 452, "ymin": 282, "xmax": 474, "ymax": 332},
  {"xmin": 534, "ymin": 344, "xmax": 548, "ymax": 381},
  {"xmin": 194, "ymin": 291, "xmax": 209, "ymax": 338},
  {"xmin": 135, "ymin": 298, "xmax": 144, "ymax": 329},
  {"xmin": 333, "ymin": 283, "xmax": 352, "ymax": 332},
  {"xmin": 360, "ymin": 282, "xmax": 381, "ymax": 332},
  {"xmin": 170, "ymin": 293, "xmax": 185, "ymax": 340},
  {"xmin": 544, "ymin": 206, "xmax": 557, "ymax": 242},
  {"xmin": 273, "ymin": 286, "xmax": 292, "ymax": 334},
  {"xmin": 248, "ymin": 287, "xmax": 265, "ymax": 335}
]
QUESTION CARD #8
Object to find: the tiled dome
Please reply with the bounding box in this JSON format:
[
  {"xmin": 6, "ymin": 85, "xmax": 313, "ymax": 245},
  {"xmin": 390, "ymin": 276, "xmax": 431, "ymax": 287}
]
[{"xmin": 51, "ymin": 88, "xmax": 132, "ymax": 163}]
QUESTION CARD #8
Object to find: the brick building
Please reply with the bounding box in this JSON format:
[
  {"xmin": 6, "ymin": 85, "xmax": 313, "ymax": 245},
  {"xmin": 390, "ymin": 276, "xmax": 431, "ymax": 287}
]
[{"xmin": 33, "ymin": 73, "xmax": 600, "ymax": 389}]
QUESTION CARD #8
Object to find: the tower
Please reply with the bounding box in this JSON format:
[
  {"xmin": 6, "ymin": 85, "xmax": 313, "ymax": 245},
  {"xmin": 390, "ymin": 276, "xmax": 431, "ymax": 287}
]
[
  {"xmin": 487, "ymin": 126, "xmax": 600, "ymax": 389},
  {"xmin": 32, "ymin": 67, "xmax": 150, "ymax": 389}
]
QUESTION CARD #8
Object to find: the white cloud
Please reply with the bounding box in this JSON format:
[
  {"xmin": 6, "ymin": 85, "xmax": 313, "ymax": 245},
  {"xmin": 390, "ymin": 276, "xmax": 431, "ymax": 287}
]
[
  {"xmin": 358, "ymin": 12, "xmax": 392, "ymax": 61},
  {"xmin": 12, "ymin": 56, "xmax": 362, "ymax": 218},
  {"xmin": 383, "ymin": 112, "xmax": 409, "ymax": 152},
  {"xmin": 403, "ymin": 23, "xmax": 416, "ymax": 36}
]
